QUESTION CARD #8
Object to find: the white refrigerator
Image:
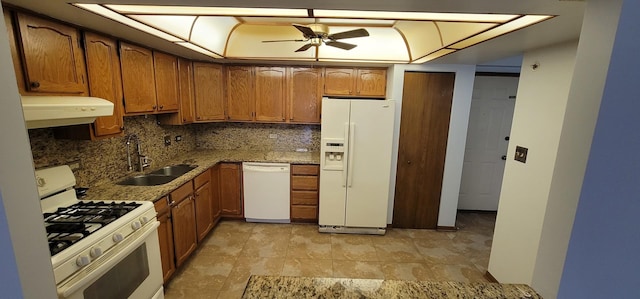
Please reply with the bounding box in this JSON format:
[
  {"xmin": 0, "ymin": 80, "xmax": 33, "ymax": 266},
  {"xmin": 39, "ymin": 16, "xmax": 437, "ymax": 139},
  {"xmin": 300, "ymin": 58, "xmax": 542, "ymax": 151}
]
[{"xmin": 318, "ymin": 97, "xmax": 395, "ymax": 235}]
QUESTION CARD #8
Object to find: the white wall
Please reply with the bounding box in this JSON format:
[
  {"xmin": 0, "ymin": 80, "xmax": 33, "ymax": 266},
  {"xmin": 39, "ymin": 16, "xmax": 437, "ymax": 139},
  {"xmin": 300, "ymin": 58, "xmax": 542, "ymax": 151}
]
[
  {"xmin": 488, "ymin": 41, "xmax": 577, "ymax": 285},
  {"xmin": 386, "ymin": 63, "xmax": 476, "ymax": 227},
  {"xmin": 0, "ymin": 8, "xmax": 58, "ymax": 298}
]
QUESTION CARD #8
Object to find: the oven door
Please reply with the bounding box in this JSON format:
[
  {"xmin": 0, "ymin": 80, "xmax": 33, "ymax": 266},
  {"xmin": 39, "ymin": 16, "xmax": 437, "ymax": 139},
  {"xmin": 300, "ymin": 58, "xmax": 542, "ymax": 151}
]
[{"xmin": 57, "ymin": 221, "xmax": 164, "ymax": 299}]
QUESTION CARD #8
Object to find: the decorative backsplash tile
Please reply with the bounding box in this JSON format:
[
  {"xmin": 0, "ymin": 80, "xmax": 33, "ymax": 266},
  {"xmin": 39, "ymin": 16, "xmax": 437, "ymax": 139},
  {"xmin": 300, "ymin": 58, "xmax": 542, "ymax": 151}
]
[{"xmin": 194, "ymin": 122, "xmax": 320, "ymax": 152}]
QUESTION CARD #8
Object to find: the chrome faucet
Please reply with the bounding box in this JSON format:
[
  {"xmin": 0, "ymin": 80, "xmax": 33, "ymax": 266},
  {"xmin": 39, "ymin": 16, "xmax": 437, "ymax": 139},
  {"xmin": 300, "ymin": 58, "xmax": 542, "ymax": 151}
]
[{"xmin": 126, "ymin": 134, "xmax": 151, "ymax": 172}]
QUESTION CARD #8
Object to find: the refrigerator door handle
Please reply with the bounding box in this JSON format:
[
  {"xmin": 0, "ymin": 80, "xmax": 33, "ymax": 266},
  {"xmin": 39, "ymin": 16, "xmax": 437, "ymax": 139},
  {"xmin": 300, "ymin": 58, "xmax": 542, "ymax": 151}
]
[
  {"xmin": 347, "ymin": 122, "xmax": 355, "ymax": 187},
  {"xmin": 342, "ymin": 122, "xmax": 350, "ymax": 187}
]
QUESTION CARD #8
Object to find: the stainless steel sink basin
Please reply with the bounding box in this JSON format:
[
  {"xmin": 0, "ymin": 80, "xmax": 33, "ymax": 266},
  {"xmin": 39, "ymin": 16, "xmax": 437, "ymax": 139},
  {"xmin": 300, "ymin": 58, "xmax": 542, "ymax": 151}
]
[
  {"xmin": 117, "ymin": 174, "xmax": 177, "ymax": 186},
  {"xmin": 117, "ymin": 164, "xmax": 197, "ymax": 186},
  {"xmin": 149, "ymin": 164, "xmax": 197, "ymax": 176}
]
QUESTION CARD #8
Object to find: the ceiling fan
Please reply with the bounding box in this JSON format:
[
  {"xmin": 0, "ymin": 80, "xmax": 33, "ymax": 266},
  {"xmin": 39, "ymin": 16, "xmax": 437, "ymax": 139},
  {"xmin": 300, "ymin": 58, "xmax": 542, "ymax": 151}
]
[{"xmin": 262, "ymin": 24, "xmax": 369, "ymax": 52}]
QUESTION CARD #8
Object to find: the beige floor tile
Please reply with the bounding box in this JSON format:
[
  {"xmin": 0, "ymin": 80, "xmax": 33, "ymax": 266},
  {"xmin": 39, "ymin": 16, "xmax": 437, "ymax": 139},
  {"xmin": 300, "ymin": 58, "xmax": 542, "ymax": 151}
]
[
  {"xmin": 372, "ymin": 237, "xmax": 424, "ymax": 262},
  {"xmin": 221, "ymin": 257, "xmax": 285, "ymax": 293},
  {"xmin": 169, "ymin": 252, "xmax": 236, "ymax": 290},
  {"xmin": 241, "ymin": 233, "xmax": 290, "ymax": 258},
  {"xmin": 282, "ymin": 258, "xmax": 333, "ymax": 277},
  {"xmin": 331, "ymin": 234, "xmax": 379, "ymax": 261},
  {"xmin": 287, "ymin": 233, "xmax": 332, "ymax": 259},
  {"xmin": 291, "ymin": 223, "xmax": 320, "ymax": 235},
  {"xmin": 164, "ymin": 286, "xmax": 219, "ymax": 299},
  {"xmin": 413, "ymin": 238, "xmax": 468, "ymax": 265},
  {"xmin": 200, "ymin": 232, "xmax": 250, "ymax": 257},
  {"xmin": 386, "ymin": 228, "xmax": 453, "ymax": 240},
  {"xmin": 380, "ymin": 262, "xmax": 435, "ymax": 281},
  {"xmin": 251, "ymin": 223, "xmax": 292, "ymax": 236},
  {"xmin": 216, "ymin": 289, "xmax": 246, "ymax": 299},
  {"xmin": 332, "ymin": 260, "xmax": 384, "ymax": 279},
  {"xmin": 424, "ymin": 262, "xmax": 489, "ymax": 283}
]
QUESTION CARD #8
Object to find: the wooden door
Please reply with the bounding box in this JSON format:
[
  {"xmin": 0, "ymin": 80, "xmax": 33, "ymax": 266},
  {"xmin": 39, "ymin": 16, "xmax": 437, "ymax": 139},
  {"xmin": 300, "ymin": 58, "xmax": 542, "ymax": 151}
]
[
  {"xmin": 220, "ymin": 163, "xmax": 243, "ymax": 217},
  {"xmin": 356, "ymin": 68, "xmax": 386, "ymax": 97},
  {"xmin": 154, "ymin": 197, "xmax": 175, "ymax": 283},
  {"xmin": 393, "ymin": 72, "xmax": 455, "ymax": 229},
  {"xmin": 211, "ymin": 164, "xmax": 222, "ymax": 221},
  {"xmin": 119, "ymin": 42, "xmax": 156, "ymax": 114},
  {"xmin": 83, "ymin": 32, "xmax": 124, "ymax": 137},
  {"xmin": 194, "ymin": 170, "xmax": 213, "ymax": 242},
  {"xmin": 15, "ymin": 13, "xmax": 87, "ymax": 94},
  {"xmin": 170, "ymin": 182, "xmax": 197, "ymax": 267},
  {"xmin": 458, "ymin": 75, "xmax": 518, "ymax": 211},
  {"xmin": 153, "ymin": 51, "xmax": 179, "ymax": 112},
  {"xmin": 5, "ymin": 10, "xmax": 28, "ymax": 94},
  {"xmin": 177, "ymin": 58, "xmax": 195, "ymax": 123},
  {"xmin": 226, "ymin": 66, "xmax": 254, "ymax": 121},
  {"xmin": 289, "ymin": 67, "xmax": 322, "ymax": 123},
  {"xmin": 255, "ymin": 66, "xmax": 286, "ymax": 122},
  {"xmin": 324, "ymin": 68, "xmax": 355, "ymax": 96},
  {"xmin": 193, "ymin": 62, "xmax": 225, "ymax": 121}
]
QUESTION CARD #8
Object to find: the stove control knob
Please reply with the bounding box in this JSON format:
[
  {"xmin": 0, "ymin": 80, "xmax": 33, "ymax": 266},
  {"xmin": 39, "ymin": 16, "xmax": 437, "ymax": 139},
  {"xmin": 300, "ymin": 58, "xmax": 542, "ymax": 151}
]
[
  {"xmin": 131, "ymin": 221, "xmax": 142, "ymax": 230},
  {"xmin": 90, "ymin": 247, "xmax": 103, "ymax": 258},
  {"xmin": 112, "ymin": 233, "xmax": 124, "ymax": 243},
  {"xmin": 76, "ymin": 255, "xmax": 90, "ymax": 267},
  {"xmin": 139, "ymin": 216, "xmax": 149, "ymax": 224}
]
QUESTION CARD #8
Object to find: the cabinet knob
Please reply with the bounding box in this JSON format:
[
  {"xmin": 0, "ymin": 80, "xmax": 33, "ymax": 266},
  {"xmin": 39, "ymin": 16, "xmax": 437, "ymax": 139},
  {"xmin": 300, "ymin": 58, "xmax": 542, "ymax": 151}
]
[
  {"xmin": 407, "ymin": 160, "xmax": 411, "ymax": 164},
  {"xmin": 152, "ymin": 105, "xmax": 157, "ymax": 110},
  {"xmin": 183, "ymin": 118, "xmax": 187, "ymax": 122},
  {"xmin": 197, "ymin": 116, "xmax": 201, "ymax": 120},
  {"xmin": 120, "ymin": 127, "xmax": 125, "ymax": 131},
  {"xmin": 159, "ymin": 105, "xmax": 164, "ymax": 109},
  {"xmin": 30, "ymin": 81, "xmax": 40, "ymax": 88}
]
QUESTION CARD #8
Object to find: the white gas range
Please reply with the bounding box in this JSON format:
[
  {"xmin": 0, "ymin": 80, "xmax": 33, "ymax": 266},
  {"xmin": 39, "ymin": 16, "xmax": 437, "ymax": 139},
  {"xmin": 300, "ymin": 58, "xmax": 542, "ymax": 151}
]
[{"xmin": 36, "ymin": 165, "xmax": 164, "ymax": 299}]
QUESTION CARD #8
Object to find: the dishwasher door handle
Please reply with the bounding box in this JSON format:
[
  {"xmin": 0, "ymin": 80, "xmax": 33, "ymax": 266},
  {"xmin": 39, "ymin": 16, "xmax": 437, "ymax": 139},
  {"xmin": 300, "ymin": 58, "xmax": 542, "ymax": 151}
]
[{"xmin": 242, "ymin": 163, "xmax": 290, "ymax": 173}]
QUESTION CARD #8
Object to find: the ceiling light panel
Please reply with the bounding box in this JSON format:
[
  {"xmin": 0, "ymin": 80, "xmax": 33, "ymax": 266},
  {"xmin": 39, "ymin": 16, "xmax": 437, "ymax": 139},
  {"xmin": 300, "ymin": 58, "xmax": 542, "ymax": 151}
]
[
  {"xmin": 227, "ymin": 24, "xmax": 315, "ymax": 59},
  {"xmin": 128, "ymin": 15, "xmax": 195, "ymax": 40},
  {"xmin": 238, "ymin": 17, "xmax": 315, "ymax": 25},
  {"xmin": 317, "ymin": 18, "xmax": 396, "ymax": 26},
  {"xmin": 448, "ymin": 15, "xmax": 553, "ymax": 49},
  {"xmin": 314, "ymin": 10, "xmax": 518, "ymax": 22},
  {"xmin": 191, "ymin": 16, "xmax": 238, "ymax": 55},
  {"xmin": 393, "ymin": 21, "xmax": 443, "ymax": 60},
  {"xmin": 411, "ymin": 49, "xmax": 456, "ymax": 64},
  {"xmin": 105, "ymin": 5, "xmax": 308, "ymax": 17},
  {"xmin": 318, "ymin": 27, "xmax": 409, "ymax": 62},
  {"xmin": 176, "ymin": 42, "xmax": 223, "ymax": 58}
]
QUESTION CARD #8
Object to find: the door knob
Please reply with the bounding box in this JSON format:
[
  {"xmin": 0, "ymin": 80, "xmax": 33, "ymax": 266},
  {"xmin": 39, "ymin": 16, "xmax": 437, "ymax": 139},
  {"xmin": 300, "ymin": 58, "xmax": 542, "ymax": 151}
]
[
  {"xmin": 501, "ymin": 155, "xmax": 507, "ymax": 160},
  {"xmin": 505, "ymin": 136, "xmax": 510, "ymax": 141}
]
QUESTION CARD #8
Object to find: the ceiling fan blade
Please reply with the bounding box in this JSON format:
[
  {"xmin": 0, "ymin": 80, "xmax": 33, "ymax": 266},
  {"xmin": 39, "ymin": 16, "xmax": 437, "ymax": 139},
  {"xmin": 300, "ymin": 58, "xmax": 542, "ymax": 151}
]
[
  {"xmin": 293, "ymin": 24, "xmax": 316, "ymax": 37},
  {"xmin": 262, "ymin": 39, "xmax": 305, "ymax": 43},
  {"xmin": 328, "ymin": 28, "xmax": 369, "ymax": 40},
  {"xmin": 295, "ymin": 43, "xmax": 314, "ymax": 52},
  {"xmin": 325, "ymin": 40, "xmax": 357, "ymax": 50}
]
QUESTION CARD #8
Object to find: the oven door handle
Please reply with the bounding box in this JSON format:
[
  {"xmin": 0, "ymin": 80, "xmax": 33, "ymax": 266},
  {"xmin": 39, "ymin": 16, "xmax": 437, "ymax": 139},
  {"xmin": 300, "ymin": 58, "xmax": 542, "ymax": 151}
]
[{"xmin": 57, "ymin": 221, "xmax": 160, "ymax": 298}]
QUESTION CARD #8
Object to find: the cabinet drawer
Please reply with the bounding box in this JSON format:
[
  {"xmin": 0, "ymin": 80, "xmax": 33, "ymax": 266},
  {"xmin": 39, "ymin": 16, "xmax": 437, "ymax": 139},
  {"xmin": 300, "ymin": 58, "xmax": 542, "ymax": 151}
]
[
  {"xmin": 171, "ymin": 181, "xmax": 193, "ymax": 204},
  {"xmin": 291, "ymin": 205, "xmax": 317, "ymax": 220},
  {"xmin": 194, "ymin": 169, "xmax": 210, "ymax": 188},
  {"xmin": 291, "ymin": 191, "xmax": 318, "ymax": 205},
  {"xmin": 291, "ymin": 176, "xmax": 318, "ymax": 191},
  {"xmin": 154, "ymin": 196, "xmax": 170, "ymax": 216},
  {"xmin": 291, "ymin": 164, "xmax": 319, "ymax": 175}
]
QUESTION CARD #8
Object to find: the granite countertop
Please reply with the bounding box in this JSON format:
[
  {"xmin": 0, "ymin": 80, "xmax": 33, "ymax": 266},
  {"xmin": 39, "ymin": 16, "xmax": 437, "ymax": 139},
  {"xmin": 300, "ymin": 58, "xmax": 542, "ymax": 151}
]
[
  {"xmin": 242, "ymin": 275, "xmax": 541, "ymax": 299},
  {"xmin": 81, "ymin": 150, "xmax": 320, "ymax": 203}
]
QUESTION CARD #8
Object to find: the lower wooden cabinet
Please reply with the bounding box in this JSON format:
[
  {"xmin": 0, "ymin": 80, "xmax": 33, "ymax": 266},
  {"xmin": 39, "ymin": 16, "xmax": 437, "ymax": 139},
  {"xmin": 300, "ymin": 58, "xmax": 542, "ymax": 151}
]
[
  {"xmin": 194, "ymin": 169, "xmax": 214, "ymax": 242},
  {"xmin": 170, "ymin": 181, "xmax": 197, "ymax": 268},
  {"xmin": 211, "ymin": 164, "xmax": 222, "ymax": 221},
  {"xmin": 220, "ymin": 163, "xmax": 243, "ymax": 218},
  {"xmin": 290, "ymin": 164, "xmax": 320, "ymax": 222},
  {"xmin": 154, "ymin": 196, "xmax": 176, "ymax": 284}
]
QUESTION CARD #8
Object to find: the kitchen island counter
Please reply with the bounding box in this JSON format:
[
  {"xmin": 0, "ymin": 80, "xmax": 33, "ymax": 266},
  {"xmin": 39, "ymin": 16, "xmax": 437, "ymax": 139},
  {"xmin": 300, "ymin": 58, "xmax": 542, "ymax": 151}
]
[
  {"xmin": 242, "ymin": 275, "xmax": 541, "ymax": 299},
  {"xmin": 81, "ymin": 150, "xmax": 320, "ymax": 203}
]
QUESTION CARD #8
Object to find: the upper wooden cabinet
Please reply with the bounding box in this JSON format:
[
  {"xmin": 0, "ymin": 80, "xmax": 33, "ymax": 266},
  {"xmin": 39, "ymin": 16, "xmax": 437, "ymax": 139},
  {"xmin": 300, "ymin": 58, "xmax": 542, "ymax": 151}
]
[
  {"xmin": 14, "ymin": 12, "xmax": 88, "ymax": 95},
  {"xmin": 153, "ymin": 51, "xmax": 179, "ymax": 112},
  {"xmin": 83, "ymin": 32, "xmax": 124, "ymax": 138},
  {"xmin": 226, "ymin": 66, "xmax": 254, "ymax": 121},
  {"xmin": 193, "ymin": 62, "xmax": 225, "ymax": 122},
  {"xmin": 158, "ymin": 57, "xmax": 195, "ymax": 125},
  {"xmin": 119, "ymin": 42, "xmax": 156, "ymax": 114},
  {"xmin": 324, "ymin": 67, "xmax": 387, "ymax": 98},
  {"xmin": 289, "ymin": 67, "xmax": 322, "ymax": 124},
  {"xmin": 255, "ymin": 66, "xmax": 286, "ymax": 122}
]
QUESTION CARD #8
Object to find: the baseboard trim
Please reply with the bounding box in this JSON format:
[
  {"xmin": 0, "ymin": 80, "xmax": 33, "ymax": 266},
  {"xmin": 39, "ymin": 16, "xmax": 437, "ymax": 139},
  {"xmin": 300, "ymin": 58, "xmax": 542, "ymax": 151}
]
[
  {"xmin": 436, "ymin": 226, "xmax": 458, "ymax": 232},
  {"xmin": 485, "ymin": 271, "xmax": 499, "ymax": 283}
]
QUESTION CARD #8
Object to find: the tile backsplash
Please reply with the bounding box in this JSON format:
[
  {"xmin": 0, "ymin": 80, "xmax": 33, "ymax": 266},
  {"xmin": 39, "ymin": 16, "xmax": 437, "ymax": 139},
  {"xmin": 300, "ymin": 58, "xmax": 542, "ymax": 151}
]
[{"xmin": 28, "ymin": 117, "xmax": 320, "ymax": 187}]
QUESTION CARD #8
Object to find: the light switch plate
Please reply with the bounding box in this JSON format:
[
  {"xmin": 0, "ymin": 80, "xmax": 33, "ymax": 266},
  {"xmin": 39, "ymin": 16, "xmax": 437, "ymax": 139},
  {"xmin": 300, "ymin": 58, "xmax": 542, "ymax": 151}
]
[
  {"xmin": 515, "ymin": 146, "xmax": 528, "ymax": 163},
  {"xmin": 269, "ymin": 134, "xmax": 278, "ymax": 139}
]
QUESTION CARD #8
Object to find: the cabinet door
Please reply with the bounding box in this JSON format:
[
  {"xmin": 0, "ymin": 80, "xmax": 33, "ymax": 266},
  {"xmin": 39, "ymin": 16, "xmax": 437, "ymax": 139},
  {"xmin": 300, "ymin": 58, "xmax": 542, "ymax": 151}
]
[
  {"xmin": 324, "ymin": 68, "xmax": 355, "ymax": 96},
  {"xmin": 16, "ymin": 13, "xmax": 87, "ymax": 94},
  {"xmin": 289, "ymin": 67, "xmax": 322, "ymax": 123},
  {"xmin": 211, "ymin": 164, "xmax": 222, "ymax": 221},
  {"xmin": 356, "ymin": 69, "xmax": 387, "ymax": 97},
  {"xmin": 194, "ymin": 170, "xmax": 213, "ymax": 242},
  {"xmin": 193, "ymin": 62, "xmax": 225, "ymax": 121},
  {"xmin": 226, "ymin": 66, "xmax": 254, "ymax": 121},
  {"xmin": 255, "ymin": 66, "xmax": 286, "ymax": 122},
  {"xmin": 177, "ymin": 58, "xmax": 195, "ymax": 123},
  {"xmin": 153, "ymin": 51, "xmax": 179, "ymax": 112},
  {"xmin": 5, "ymin": 10, "xmax": 27, "ymax": 94},
  {"xmin": 120, "ymin": 42, "xmax": 156, "ymax": 114},
  {"xmin": 154, "ymin": 197, "xmax": 176, "ymax": 283},
  {"xmin": 220, "ymin": 163, "xmax": 243, "ymax": 217},
  {"xmin": 83, "ymin": 32, "xmax": 124, "ymax": 137},
  {"xmin": 170, "ymin": 183, "xmax": 197, "ymax": 267}
]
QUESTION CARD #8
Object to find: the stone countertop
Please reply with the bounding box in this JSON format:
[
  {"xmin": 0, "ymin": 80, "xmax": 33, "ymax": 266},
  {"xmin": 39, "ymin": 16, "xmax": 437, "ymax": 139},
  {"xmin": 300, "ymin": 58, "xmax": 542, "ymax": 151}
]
[
  {"xmin": 81, "ymin": 150, "xmax": 319, "ymax": 203},
  {"xmin": 242, "ymin": 275, "xmax": 542, "ymax": 299}
]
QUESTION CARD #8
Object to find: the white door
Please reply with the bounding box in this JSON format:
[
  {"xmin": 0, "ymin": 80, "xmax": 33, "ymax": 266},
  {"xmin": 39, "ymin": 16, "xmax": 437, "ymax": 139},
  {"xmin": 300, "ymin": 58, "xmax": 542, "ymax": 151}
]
[
  {"xmin": 458, "ymin": 76, "xmax": 518, "ymax": 211},
  {"xmin": 344, "ymin": 100, "xmax": 395, "ymax": 228}
]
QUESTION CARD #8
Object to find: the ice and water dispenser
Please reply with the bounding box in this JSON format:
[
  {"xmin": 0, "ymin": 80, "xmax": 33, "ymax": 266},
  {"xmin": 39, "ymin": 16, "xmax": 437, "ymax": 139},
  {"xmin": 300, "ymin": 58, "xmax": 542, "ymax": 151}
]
[{"xmin": 322, "ymin": 138, "xmax": 345, "ymax": 170}]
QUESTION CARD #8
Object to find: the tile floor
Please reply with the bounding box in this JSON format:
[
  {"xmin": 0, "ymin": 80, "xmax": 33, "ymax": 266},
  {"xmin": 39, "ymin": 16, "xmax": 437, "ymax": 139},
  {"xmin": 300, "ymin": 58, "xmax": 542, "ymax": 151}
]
[{"xmin": 164, "ymin": 212, "xmax": 496, "ymax": 299}]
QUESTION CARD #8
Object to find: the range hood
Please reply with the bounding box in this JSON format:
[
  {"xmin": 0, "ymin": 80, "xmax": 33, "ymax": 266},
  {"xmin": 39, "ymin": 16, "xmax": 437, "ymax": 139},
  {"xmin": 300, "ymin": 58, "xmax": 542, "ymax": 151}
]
[{"xmin": 21, "ymin": 96, "xmax": 114, "ymax": 129}]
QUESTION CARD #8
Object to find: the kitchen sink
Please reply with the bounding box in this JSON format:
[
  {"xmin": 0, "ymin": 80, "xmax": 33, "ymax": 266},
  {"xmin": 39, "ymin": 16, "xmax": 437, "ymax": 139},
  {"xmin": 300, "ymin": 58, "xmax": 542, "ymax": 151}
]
[{"xmin": 117, "ymin": 164, "xmax": 198, "ymax": 186}]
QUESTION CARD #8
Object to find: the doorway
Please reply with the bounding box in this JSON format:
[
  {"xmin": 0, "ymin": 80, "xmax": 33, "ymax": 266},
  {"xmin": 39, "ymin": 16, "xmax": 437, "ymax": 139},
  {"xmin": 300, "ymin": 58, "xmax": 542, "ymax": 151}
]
[
  {"xmin": 458, "ymin": 74, "xmax": 519, "ymax": 211},
  {"xmin": 393, "ymin": 72, "xmax": 455, "ymax": 229}
]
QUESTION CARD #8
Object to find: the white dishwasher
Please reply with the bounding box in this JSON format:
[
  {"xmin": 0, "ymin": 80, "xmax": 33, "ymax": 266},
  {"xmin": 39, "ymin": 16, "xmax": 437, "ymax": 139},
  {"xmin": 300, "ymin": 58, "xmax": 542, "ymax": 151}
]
[{"xmin": 242, "ymin": 162, "xmax": 291, "ymax": 223}]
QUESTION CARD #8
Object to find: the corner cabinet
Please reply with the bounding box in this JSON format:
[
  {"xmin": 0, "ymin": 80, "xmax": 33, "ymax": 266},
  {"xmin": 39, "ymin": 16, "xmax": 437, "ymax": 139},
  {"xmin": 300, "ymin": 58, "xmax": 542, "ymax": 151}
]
[
  {"xmin": 289, "ymin": 67, "xmax": 322, "ymax": 124},
  {"xmin": 158, "ymin": 57, "xmax": 195, "ymax": 125},
  {"xmin": 193, "ymin": 62, "xmax": 225, "ymax": 122},
  {"xmin": 169, "ymin": 181, "xmax": 197, "ymax": 268},
  {"xmin": 324, "ymin": 67, "xmax": 386, "ymax": 98},
  {"xmin": 226, "ymin": 66, "xmax": 254, "ymax": 121},
  {"xmin": 220, "ymin": 163, "xmax": 243, "ymax": 218},
  {"xmin": 152, "ymin": 51, "xmax": 179, "ymax": 112},
  {"xmin": 154, "ymin": 196, "xmax": 176, "ymax": 284},
  {"xmin": 13, "ymin": 12, "xmax": 88, "ymax": 95}
]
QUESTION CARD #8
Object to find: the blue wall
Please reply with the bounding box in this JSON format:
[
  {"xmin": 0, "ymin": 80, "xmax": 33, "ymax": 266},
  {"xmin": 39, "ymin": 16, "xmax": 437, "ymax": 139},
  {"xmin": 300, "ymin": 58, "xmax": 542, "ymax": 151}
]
[
  {"xmin": 558, "ymin": 0, "xmax": 640, "ymax": 297},
  {"xmin": 0, "ymin": 192, "xmax": 23, "ymax": 298}
]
